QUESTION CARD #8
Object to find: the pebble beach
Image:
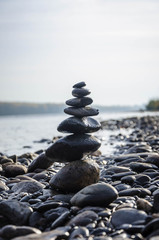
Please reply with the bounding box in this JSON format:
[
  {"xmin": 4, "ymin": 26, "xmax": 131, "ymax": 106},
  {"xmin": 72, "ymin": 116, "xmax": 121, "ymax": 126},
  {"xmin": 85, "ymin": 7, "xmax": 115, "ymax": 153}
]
[
  {"xmin": 0, "ymin": 114, "xmax": 159, "ymax": 240},
  {"xmin": 0, "ymin": 82, "xmax": 159, "ymax": 240}
]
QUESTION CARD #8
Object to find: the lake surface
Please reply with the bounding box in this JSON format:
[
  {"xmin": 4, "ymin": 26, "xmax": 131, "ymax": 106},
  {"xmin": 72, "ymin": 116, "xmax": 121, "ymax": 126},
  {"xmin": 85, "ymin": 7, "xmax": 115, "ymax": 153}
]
[{"xmin": 0, "ymin": 111, "xmax": 159, "ymax": 156}]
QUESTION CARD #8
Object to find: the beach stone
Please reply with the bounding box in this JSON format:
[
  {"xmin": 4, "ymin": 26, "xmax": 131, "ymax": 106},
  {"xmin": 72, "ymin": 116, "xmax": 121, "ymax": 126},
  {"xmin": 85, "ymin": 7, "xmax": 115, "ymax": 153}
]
[
  {"xmin": 129, "ymin": 162, "xmax": 157, "ymax": 173},
  {"xmin": 51, "ymin": 210, "xmax": 70, "ymax": 229},
  {"xmin": 153, "ymin": 189, "xmax": 159, "ymax": 212},
  {"xmin": 0, "ymin": 180, "xmax": 9, "ymax": 192},
  {"xmin": 0, "ymin": 225, "xmax": 41, "ymax": 239},
  {"xmin": 50, "ymin": 159, "xmax": 99, "ymax": 192},
  {"xmin": 72, "ymin": 88, "xmax": 91, "ymax": 97},
  {"xmin": 111, "ymin": 208, "xmax": 147, "ymax": 228},
  {"xmin": 28, "ymin": 212, "xmax": 43, "ymax": 228},
  {"xmin": 119, "ymin": 188, "xmax": 151, "ymax": 197},
  {"xmin": 67, "ymin": 210, "xmax": 98, "ymax": 226},
  {"xmin": 73, "ymin": 81, "xmax": 86, "ymax": 88},
  {"xmin": 4, "ymin": 164, "xmax": 27, "ymax": 177},
  {"xmin": 135, "ymin": 174, "xmax": 151, "ymax": 185},
  {"xmin": 11, "ymin": 226, "xmax": 70, "ymax": 240},
  {"xmin": 66, "ymin": 97, "xmax": 93, "ymax": 107},
  {"xmin": 121, "ymin": 175, "xmax": 136, "ymax": 185},
  {"xmin": 0, "ymin": 200, "xmax": 33, "ymax": 225},
  {"xmin": 28, "ymin": 153, "xmax": 53, "ymax": 172},
  {"xmin": 44, "ymin": 207, "xmax": 69, "ymax": 222},
  {"xmin": 64, "ymin": 107, "xmax": 99, "ymax": 117},
  {"xmin": 11, "ymin": 180, "xmax": 45, "ymax": 194},
  {"xmin": 137, "ymin": 198, "xmax": 152, "ymax": 213},
  {"xmin": 142, "ymin": 218, "xmax": 159, "ymax": 238},
  {"xmin": 46, "ymin": 134, "xmax": 101, "ymax": 162},
  {"xmin": 52, "ymin": 194, "xmax": 73, "ymax": 203},
  {"xmin": 146, "ymin": 154, "xmax": 159, "ymax": 167},
  {"xmin": 57, "ymin": 117, "xmax": 101, "ymax": 133},
  {"xmin": 70, "ymin": 183, "xmax": 118, "ymax": 207}
]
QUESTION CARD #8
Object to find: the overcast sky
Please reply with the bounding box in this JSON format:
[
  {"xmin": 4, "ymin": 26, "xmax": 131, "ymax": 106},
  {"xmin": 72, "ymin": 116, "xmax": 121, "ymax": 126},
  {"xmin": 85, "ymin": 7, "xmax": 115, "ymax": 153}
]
[{"xmin": 0, "ymin": 0, "xmax": 159, "ymax": 106}]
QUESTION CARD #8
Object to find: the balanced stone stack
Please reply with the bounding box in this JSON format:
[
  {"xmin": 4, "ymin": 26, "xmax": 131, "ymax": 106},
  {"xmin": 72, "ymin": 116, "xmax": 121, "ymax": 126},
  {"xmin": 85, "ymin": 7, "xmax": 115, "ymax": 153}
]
[{"xmin": 29, "ymin": 82, "xmax": 101, "ymax": 193}]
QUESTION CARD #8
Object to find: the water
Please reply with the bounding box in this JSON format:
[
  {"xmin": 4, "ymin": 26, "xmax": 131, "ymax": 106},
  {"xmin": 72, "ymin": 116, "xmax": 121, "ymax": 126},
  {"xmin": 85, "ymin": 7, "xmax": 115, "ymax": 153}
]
[{"xmin": 0, "ymin": 111, "xmax": 159, "ymax": 156}]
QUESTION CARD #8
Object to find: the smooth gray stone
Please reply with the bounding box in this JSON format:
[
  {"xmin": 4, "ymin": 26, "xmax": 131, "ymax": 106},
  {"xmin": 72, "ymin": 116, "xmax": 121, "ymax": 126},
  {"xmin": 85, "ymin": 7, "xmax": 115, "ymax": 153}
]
[
  {"xmin": 67, "ymin": 210, "xmax": 98, "ymax": 226},
  {"xmin": 44, "ymin": 207, "xmax": 69, "ymax": 221},
  {"xmin": 70, "ymin": 183, "xmax": 118, "ymax": 207},
  {"xmin": 128, "ymin": 162, "xmax": 158, "ymax": 173},
  {"xmin": 49, "ymin": 159, "xmax": 99, "ymax": 193},
  {"xmin": 72, "ymin": 88, "xmax": 90, "ymax": 97},
  {"xmin": 0, "ymin": 225, "xmax": 41, "ymax": 239},
  {"xmin": 146, "ymin": 154, "xmax": 159, "ymax": 167},
  {"xmin": 12, "ymin": 180, "xmax": 45, "ymax": 194},
  {"xmin": 73, "ymin": 81, "xmax": 86, "ymax": 88},
  {"xmin": 64, "ymin": 107, "xmax": 99, "ymax": 117},
  {"xmin": 111, "ymin": 208, "xmax": 147, "ymax": 228},
  {"xmin": 28, "ymin": 153, "xmax": 53, "ymax": 172},
  {"xmin": 57, "ymin": 117, "xmax": 101, "ymax": 133},
  {"xmin": 142, "ymin": 218, "xmax": 159, "ymax": 237},
  {"xmin": 66, "ymin": 97, "xmax": 93, "ymax": 107},
  {"xmin": 46, "ymin": 134, "xmax": 101, "ymax": 162},
  {"xmin": 0, "ymin": 200, "xmax": 33, "ymax": 225},
  {"xmin": 11, "ymin": 226, "xmax": 70, "ymax": 240},
  {"xmin": 153, "ymin": 189, "xmax": 159, "ymax": 212},
  {"xmin": 51, "ymin": 211, "xmax": 70, "ymax": 229}
]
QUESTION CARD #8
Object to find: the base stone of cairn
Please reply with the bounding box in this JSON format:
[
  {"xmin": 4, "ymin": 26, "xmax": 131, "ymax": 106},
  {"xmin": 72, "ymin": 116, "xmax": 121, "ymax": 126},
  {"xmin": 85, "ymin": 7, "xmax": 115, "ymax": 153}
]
[
  {"xmin": 50, "ymin": 159, "xmax": 99, "ymax": 193},
  {"xmin": 28, "ymin": 82, "xmax": 101, "ymax": 193}
]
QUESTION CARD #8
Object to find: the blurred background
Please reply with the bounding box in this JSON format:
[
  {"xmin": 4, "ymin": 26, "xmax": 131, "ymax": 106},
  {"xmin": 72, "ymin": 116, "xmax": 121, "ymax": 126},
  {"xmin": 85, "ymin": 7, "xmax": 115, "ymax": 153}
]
[
  {"xmin": 0, "ymin": 0, "xmax": 159, "ymax": 108},
  {"xmin": 0, "ymin": 0, "xmax": 159, "ymax": 154}
]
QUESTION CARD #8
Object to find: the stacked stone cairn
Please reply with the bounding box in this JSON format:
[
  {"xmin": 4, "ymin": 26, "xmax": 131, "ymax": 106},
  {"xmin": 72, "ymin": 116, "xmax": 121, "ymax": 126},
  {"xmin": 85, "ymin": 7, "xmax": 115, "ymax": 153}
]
[{"xmin": 28, "ymin": 82, "xmax": 101, "ymax": 193}]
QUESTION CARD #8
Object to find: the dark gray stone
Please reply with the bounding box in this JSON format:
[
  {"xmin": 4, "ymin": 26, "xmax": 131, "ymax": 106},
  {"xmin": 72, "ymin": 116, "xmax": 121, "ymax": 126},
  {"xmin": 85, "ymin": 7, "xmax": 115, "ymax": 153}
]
[
  {"xmin": 64, "ymin": 107, "xmax": 99, "ymax": 117},
  {"xmin": 11, "ymin": 180, "xmax": 45, "ymax": 194},
  {"xmin": 50, "ymin": 159, "xmax": 99, "ymax": 193},
  {"xmin": 111, "ymin": 208, "xmax": 147, "ymax": 228},
  {"xmin": 51, "ymin": 210, "xmax": 70, "ymax": 229},
  {"xmin": 67, "ymin": 210, "xmax": 98, "ymax": 226},
  {"xmin": 28, "ymin": 153, "xmax": 53, "ymax": 172},
  {"xmin": 146, "ymin": 154, "xmax": 159, "ymax": 167},
  {"xmin": 142, "ymin": 218, "xmax": 159, "ymax": 238},
  {"xmin": 0, "ymin": 200, "xmax": 33, "ymax": 225},
  {"xmin": 129, "ymin": 162, "xmax": 157, "ymax": 173},
  {"xmin": 72, "ymin": 88, "xmax": 91, "ymax": 97},
  {"xmin": 0, "ymin": 225, "xmax": 41, "ymax": 239},
  {"xmin": 44, "ymin": 207, "xmax": 69, "ymax": 222},
  {"xmin": 153, "ymin": 189, "xmax": 159, "ymax": 212},
  {"xmin": 57, "ymin": 117, "xmax": 101, "ymax": 133},
  {"xmin": 66, "ymin": 97, "xmax": 93, "ymax": 107},
  {"xmin": 11, "ymin": 226, "xmax": 70, "ymax": 240},
  {"xmin": 46, "ymin": 134, "xmax": 101, "ymax": 162},
  {"xmin": 73, "ymin": 81, "xmax": 86, "ymax": 88},
  {"xmin": 70, "ymin": 183, "xmax": 118, "ymax": 207}
]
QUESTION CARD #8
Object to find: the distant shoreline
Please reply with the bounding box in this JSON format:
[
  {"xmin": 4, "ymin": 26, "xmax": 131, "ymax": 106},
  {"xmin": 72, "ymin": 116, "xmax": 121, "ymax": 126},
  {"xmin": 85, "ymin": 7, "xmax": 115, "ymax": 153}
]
[{"xmin": 0, "ymin": 102, "xmax": 143, "ymax": 116}]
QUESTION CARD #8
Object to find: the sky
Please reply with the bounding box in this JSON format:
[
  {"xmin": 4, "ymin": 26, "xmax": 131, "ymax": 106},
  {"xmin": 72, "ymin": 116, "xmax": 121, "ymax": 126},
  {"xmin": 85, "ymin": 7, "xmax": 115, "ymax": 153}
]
[{"xmin": 0, "ymin": 0, "xmax": 159, "ymax": 106}]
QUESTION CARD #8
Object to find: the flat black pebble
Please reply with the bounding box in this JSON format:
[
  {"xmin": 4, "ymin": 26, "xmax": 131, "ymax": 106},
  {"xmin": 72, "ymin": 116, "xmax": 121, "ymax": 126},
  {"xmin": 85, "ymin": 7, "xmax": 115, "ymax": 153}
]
[
  {"xmin": 57, "ymin": 117, "xmax": 101, "ymax": 133},
  {"xmin": 64, "ymin": 107, "xmax": 99, "ymax": 117},
  {"xmin": 66, "ymin": 97, "xmax": 93, "ymax": 107},
  {"xmin": 73, "ymin": 81, "xmax": 86, "ymax": 88},
  {"xmin": 72, "ymin": 88, "xmax": 91, "ymax": 97}
]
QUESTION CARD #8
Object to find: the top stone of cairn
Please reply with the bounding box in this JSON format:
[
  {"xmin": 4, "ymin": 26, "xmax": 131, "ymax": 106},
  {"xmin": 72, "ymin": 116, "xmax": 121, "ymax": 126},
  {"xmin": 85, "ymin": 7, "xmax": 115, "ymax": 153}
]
[{"xmin": 73, "ymin": 81, "xmax": 86, "ymax": 88}]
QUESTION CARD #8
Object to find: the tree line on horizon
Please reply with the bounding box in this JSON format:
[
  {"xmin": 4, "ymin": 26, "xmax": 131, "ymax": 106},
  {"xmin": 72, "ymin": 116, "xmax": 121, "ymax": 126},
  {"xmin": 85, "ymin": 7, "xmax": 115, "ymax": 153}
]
[
  {"xmin": 0, "ymin": 100, "xmax": 158, "ymax": 116},
  {"xmin": 146, "ymin": 99, "xmax": 159, "ymax": 111}
]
